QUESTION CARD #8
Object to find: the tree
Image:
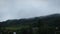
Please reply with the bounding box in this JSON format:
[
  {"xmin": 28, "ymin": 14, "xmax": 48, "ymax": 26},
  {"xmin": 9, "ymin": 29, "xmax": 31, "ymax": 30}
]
[
  {"xmin": 38, "ymin": 19, "xmax": 43, "ymax": 34},
  {"xmin": 29, "ymin": 24, "xmax": 33, "ymax": 34}
]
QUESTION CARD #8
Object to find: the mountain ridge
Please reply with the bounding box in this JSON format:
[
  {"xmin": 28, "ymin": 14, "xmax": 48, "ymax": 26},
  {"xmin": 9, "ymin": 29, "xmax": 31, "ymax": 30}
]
[{"xmin": 0, "ymin": 14, "xmax": 60, "ymax": 27}]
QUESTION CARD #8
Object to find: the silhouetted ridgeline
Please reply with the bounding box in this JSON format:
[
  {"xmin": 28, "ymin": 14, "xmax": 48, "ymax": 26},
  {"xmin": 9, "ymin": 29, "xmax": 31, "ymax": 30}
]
[
  {"xmin": 0, "ymin": 14, "xmax": 60, "ymax": 34},
  {"xmin": 0, "ymin": 14, "xmax": 60, "ymax": 27},
  {"xmin": 0, "ymin": 17, "xmax": 40, "ymax": 27}
]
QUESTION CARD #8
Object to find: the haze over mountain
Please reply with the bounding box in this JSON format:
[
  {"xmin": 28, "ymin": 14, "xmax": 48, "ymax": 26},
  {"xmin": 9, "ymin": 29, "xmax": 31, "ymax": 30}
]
[
  {"xmin": 0, "ymin": 0, "xmax": 59, "ymax": 22},
  {"xmin": 0, "ymin": 14, "xmax": 60, "ymax": 27}
]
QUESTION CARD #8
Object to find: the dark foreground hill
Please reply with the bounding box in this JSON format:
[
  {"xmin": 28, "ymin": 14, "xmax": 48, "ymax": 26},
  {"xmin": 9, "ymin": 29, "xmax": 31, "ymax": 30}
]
[
  {"xmin": 0, "ymin": 14, "xmax": 60, "ymax": 34},
  {"xmin": 0, "ymin": 14, "xmax": 60, "ymax": 27}
]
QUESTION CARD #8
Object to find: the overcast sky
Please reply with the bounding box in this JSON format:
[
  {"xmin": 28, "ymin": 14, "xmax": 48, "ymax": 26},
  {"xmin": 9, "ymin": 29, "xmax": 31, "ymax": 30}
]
[{"xmin": 0, "ymin": 0, "xmax": 59, "ymax": 21}]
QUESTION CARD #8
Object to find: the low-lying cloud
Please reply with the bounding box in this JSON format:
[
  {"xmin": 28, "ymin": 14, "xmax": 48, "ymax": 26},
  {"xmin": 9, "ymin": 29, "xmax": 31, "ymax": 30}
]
[{"xmin": 0, "ymin": 0, "xmax": 59, "ymax": 21}]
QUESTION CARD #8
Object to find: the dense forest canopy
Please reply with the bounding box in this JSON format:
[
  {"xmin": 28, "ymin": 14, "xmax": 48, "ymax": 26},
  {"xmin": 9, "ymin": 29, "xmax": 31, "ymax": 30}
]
[{"xmin": 0, "ymin": 14, "xmax": 60, "ymax": 27}]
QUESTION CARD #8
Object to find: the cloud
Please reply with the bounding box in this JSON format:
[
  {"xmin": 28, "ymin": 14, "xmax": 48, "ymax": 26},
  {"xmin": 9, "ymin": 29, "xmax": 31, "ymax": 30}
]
[{"xmin": 0, "ymin": 0, "xmax": 59, "ymax": 21}]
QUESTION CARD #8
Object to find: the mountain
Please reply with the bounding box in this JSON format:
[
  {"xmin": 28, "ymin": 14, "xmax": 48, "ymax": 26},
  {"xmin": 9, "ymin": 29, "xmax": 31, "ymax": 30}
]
[
  {"xmin": 0, "ymin": 14, "xmax": 60, "ymax": 27},
  {"xmin": 42, "ymin": 14, "xmax": 60, "ymax": 26},
  {"xmin": 0, "ymin": 17, "xmax": 40, "ymax": 27}
]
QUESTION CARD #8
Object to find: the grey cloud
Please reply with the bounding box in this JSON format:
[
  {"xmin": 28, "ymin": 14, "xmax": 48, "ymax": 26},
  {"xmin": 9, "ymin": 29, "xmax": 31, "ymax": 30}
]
[{"xmin": 0, "ymin": 0, "xmax": 59, "ymax": 21}]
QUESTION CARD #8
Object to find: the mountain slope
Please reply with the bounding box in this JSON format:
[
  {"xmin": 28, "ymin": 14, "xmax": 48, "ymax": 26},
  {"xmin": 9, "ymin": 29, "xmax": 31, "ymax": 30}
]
[{"xmin": 1, "ymin": 14, "xmax": 60, "ymax": 27}]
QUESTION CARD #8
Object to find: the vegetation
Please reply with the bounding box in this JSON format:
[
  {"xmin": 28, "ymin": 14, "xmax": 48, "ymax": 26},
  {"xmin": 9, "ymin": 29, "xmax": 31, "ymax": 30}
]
[{"xmin": 0, "ymin": 14, "xmax": 60, "ymax": 34}]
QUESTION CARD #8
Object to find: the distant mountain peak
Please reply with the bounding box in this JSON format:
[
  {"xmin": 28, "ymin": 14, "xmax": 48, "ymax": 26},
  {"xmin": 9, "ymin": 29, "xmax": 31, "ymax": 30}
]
[
  {"xmin": 46, "ymin": 14, "xmax": 60, "ymax": 17},
  {"xmin": 50, "ymin": 14, "xmax": 60, "ymax": 16}
]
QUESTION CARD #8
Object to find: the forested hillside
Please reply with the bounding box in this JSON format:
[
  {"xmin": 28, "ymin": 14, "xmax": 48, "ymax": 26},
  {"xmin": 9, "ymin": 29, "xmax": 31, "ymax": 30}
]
[
  {"xmin": 0, "ymin": 14, "xmax": 60, "ymax": 26},
  {"xmin": 0, "ymin": 14, "xmax": 60, "ymax": 34}
]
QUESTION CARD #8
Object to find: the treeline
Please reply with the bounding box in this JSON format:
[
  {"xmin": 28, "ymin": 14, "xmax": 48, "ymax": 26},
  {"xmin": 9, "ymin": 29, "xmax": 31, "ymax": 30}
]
[{"xmin": 0, "ymin": 14, "xmax": 60, "ymax": 34}]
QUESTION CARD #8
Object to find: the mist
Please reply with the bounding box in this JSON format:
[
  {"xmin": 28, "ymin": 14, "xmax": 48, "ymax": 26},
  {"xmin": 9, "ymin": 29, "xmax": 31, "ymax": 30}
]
[{"xmin": 0, "ymin": 0, "xmax": 59, "ymax": 21}]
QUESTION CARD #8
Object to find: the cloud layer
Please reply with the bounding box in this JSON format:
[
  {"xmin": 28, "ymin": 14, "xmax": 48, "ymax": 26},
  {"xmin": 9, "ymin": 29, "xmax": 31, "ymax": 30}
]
[{"xmin": 0, "ymin": 0, "xmax": 59, "ymax": 21}]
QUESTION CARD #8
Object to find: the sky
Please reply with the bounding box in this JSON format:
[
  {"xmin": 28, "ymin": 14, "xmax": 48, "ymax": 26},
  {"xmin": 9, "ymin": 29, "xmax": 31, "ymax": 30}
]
[{"xmin": 0, "ymin": 0, "xmax": 59, "ymax": 21}]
